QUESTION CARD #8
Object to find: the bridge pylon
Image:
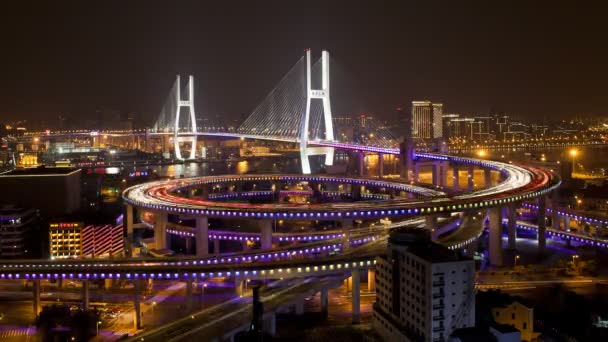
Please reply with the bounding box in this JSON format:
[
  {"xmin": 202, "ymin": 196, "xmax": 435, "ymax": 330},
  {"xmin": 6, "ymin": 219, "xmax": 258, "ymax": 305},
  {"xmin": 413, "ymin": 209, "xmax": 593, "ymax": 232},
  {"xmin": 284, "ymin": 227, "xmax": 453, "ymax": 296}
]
[
  {"xmin": 300, "ymin": 49, "xmax": 335, "ymax": 174},
  {"xmin": 174, "ymin": 75, "xmax": 197, "ymax": 160}
]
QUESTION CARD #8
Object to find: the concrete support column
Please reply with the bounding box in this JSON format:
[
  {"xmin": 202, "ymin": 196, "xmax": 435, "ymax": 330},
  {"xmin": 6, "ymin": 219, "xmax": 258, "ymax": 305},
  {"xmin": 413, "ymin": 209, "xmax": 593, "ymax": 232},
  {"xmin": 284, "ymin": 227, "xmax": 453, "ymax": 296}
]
[
  {"xmin": 33, "ymin": 279, "xmax": 41, "ymax": 317},
  {"xmin": 467, "ymin": 165, "xmax": 475, "ymax": 191},
  {"xmin": 201, "ymin": 185, "xmax": 209, "ymax": 200},
  {"xmin": 488, "ymin": 207, "xmax": 503, "ymax": 267},
  {"xmin": 413, "ymin": 163, "xmax": 420, "ymax": 183},
  {"xmin": 367, "ymin": 269, "xmax": 376, "ymax": 292},
  {"xmin": 426, "ymin": 215, "xmax": 439, "ymax": 240},
  {"xmin": 263, "ymin": 313, "xmax": 277, "ymax": 337},
  {"xmin": 432, "ymin": 162, "xmax": 440, "ymax": 186},
  {"xmin": 351, "ymin": 184, "xmax": 362, "ymax": 201},
  {"xmin": 241, "ymin": 240, "xmax": 252, "ymax": 252},
  {"xmin": 538, "ymin": 197, "xmax": 547, "ymax": 255},
  {"xmin": 320, "ymin": 288, "xmax": 328, "ymax": 316},
  {"xmin": 214, "ymin": 239, "xmax": 220, "ymax": 256},
  {"xmin": 507, "ymin": 204, "xmax": 517, "ymax": 250},
  {"xmin": 357, "ymin": 151, "xmax": 365, "ymax": 177},
  {"xmin": 342, "ymin": 218, "xmax": 353, "ymax": 251},
  {"xmin": 452, "ymin": 165, "xmax": 460, "ymax": 190},
  {"xmin": 235, "ymin": 278, "xmax": 245, "ymax": 297},
  {"xmin": 195, "ymin": 217, "xmax": 209, "ymax": 258},
  {"xmin": 484, "ymin": 169, "xmax": 492, "ymax": 187},
  {"xmin": 439, "ymin": 162, "xmax": 447, "ymax": 187},
  {"xmin": 352, "ymin": 269, "xmax": 361, "ymax": 324},
  {"xmin": 154, "ymin": 211, "xmax": 168, "ymax": 250},
  {"xmin": 378, "ymin": 153, "xmax": 384, "ymax": 179},
  {"xmin": 564, "ymin": 216, "xmax": 571, "ymax": 231},
  {"xmin": 295, "ymin": 298, "xmax": 304, "ymax": 315},
  {"xmin": 125, "ymin": 204, "xmax": 134, "ymax": 238},
  {"xmin": 185, "ymin": 280, "xmax": 193, "ymax": 312},
  {"xmin": 82, "ymin": 280, "xmax": 90, "ymax": 311},
  {"xmin": 133, "ymin": 279, "xmax": 142, "ymax": 330},
  {"xmin": 400, "ymin": 139, "xmax": 415, "ymax": 181},
  {"xmin": 551, "ymin": 191, "xmax": 560, "ymax": 230},
  {"xmin": 260, "ymin": 220, "xmax": 273, "ymax": 249}
]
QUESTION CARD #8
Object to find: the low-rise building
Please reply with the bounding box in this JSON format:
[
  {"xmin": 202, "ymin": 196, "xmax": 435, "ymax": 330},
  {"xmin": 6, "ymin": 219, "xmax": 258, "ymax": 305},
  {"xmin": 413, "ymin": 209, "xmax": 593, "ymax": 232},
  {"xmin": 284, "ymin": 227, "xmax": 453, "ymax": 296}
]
[
  {"xmin": 0, "ymin": 207, "xmax": 41, "ymax": 258},
  {"xmin": 50, "ymin": 221, "xmax": 123, "ymax": 259},
  {"xmin": 373, "ymin": 228, "xmax": 476, "ymax": 342},
  {"xmin": 492, "ymin": 301, "xmax": 540, "ymax": 342}
]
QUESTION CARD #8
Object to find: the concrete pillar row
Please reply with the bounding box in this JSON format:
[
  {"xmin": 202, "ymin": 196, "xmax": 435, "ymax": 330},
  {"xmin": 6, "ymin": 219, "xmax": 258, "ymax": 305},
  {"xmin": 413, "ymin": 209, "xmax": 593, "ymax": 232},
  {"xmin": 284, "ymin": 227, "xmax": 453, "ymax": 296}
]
[
  {"xmin": 260, "ymin": 220, "xmax": 273, "ymax": 250},
  {"xmin": 125, "ymin": 204, "xmax": 134, "ymax": 237},
  {"xmin": 357, "ymin": 151, "xmax": 365, "ymax": 177},
  {"xmin": 484, "ymin": 169, "xmax": 492, "ymax": 187},
  {"xmin": 342, "ymin": 218, "xmax": 353, "ymax": 251},
  {"xmin": 185, "ymin": 280, "xmax": 194, "ymax": 312},
  {"xmin": 263, "ymin": 313, "xmax": 277, "ymax": 337},
  {"xmin": 538, "ymin": 197, "xmax": 547, "ymax": 255},
  {"xmin": 507, "ymin": 204, "xmax": 517, "ymax": 250},
  {"xmin": 82, "ymin": 280, "xmax": 90, "ymax": 311},
  {"xmin": 551, "ymin": 192, "xmax": 560, "ymax": 231},
  {"xmin": 214, "ymin": 239, "xmax": 220, "ymax": 256},
  {"xmin": 378, "ymin": 153, "xmax": 384, "ymax": 179},
  {"xmin": 439, "ymin": 162, "xmax": 447, "ymax": 187},
  {"xmin": 235, "ymin": 278, "xmax": 246, "ymax": 297},
  {"xmin": 352, "ymin": 269, "xmax": 361, "ymax": 324},
  {"xmin": 320, "ymin": 288, "xmax": 329, "ymax": 316},
  {"xmin": 431, "ymin": 162, "xmax": 440, "ymax": 186},
  {"xmin": 154, "ymin": 211, "xmax": 169, "ymax": 250},
  {"xmin": 195, "ymin": 216, "xmax": 209, "ymax": 258},
  {"xmin": 295, "ymin": 298, "xmax": 305, "ymax": 315},
  {"xmin": 133, "ymin": 279, "xmax": 143, "ymax": 330},
  {"xmin": 452, "ymin": 165, "xmax": 460, "ymax": 190},
  {"xmin": 413, "ymin": 163, "xmax": 420, "ymax": 183},
  {"xmin": 467, "ymin": 165, "xmax": 475, "ymax": 191},
  {"xmin": 488, "ymin": 207, "xmax": 503, "ymax": 267},
  {"xmin": 33, "ymin": 279, "xmax": 41, "ymax": 317},
  {"xmin": 367, "ymin": 269, "xmax": 376, "ymax": 292}
]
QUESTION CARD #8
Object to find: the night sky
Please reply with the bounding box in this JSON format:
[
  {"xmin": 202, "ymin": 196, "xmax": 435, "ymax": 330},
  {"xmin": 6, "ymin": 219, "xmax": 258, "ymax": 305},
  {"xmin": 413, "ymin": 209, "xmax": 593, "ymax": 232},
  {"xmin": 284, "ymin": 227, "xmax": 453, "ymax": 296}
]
[{"xmin": 1, "ymin": 1, "xmax": 607, "ymax": 126}]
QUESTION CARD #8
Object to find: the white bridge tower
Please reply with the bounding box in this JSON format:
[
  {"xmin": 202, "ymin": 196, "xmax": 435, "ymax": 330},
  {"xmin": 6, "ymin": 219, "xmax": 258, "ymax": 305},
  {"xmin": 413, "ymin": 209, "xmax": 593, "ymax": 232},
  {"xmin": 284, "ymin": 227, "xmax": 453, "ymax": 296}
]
[
  {"xmin": 299, "ymin": 49, "xmax": 335, "ymax": 174},
  {"xmin": 174, "ymin": 75, "xmax": 197, "ymax": 160}
]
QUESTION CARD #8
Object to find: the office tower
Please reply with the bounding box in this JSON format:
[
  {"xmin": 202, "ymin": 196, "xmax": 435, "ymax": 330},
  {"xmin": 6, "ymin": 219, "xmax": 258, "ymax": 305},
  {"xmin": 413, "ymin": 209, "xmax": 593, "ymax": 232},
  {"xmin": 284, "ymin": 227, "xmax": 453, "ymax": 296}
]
[
  {"xmin": 412, "ymin": 101, "xmax": 443, "ymax": 139},
  {"xmin": 373, "ymin": 228, "xmax": 475, "ymax": 341}
]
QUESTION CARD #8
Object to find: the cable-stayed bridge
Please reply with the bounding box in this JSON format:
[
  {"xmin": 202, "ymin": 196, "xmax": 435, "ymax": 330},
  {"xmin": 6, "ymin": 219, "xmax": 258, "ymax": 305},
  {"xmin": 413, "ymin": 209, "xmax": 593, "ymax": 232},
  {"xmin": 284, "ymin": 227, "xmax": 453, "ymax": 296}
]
[{"xmin": 32, "ymin": 49, "xmax": 401, "ymax": 173}]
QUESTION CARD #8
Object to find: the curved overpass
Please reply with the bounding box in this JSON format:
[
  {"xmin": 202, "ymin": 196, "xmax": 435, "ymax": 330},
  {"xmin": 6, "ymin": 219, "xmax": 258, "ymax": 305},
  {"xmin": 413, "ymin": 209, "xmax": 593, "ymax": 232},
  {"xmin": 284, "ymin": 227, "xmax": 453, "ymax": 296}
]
[{"xmin": 122, "ymin": 153, "xmax": 560, "ymax": 220}]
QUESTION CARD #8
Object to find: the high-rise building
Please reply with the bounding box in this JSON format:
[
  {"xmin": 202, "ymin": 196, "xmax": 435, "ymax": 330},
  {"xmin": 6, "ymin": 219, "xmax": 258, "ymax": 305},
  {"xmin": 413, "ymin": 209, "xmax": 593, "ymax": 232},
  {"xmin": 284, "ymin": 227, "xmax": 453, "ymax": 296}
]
[
  {"xmin": 373, "ymin": 228, "xmax": 475, "ymax": 342},
  {"xmin": 412, "ymin": 101, "xmax": 443, "ymax": 139}
]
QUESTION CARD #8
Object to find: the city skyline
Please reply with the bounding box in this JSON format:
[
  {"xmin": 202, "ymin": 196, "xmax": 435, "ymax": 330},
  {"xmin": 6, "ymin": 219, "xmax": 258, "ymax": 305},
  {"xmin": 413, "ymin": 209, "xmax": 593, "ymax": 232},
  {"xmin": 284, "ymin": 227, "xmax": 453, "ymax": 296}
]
[{"xmin": 1, "ymin": 1, "xmax": 608, "ymax": 124}]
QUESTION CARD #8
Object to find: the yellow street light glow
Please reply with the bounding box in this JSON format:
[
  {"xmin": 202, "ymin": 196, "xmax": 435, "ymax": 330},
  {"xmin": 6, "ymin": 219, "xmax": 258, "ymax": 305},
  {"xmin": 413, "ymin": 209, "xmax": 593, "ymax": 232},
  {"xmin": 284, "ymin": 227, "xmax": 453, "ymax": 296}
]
[
  {"xmin": 477, "ymin": 150, "xmax": 487, "ymax": 157},
  {"xmin": 569, "ymin": 149, "xmax": 578, "ymax": 157}
]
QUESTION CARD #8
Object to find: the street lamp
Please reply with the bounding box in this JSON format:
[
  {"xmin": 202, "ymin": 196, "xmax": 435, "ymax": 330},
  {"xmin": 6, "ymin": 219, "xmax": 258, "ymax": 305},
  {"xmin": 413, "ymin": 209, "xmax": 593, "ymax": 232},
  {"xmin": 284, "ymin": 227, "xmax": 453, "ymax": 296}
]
[
  {"xmin": 96, "ymin": 321, "xmax": 101, "ymax": 335},
  {"xmin": 569, "ymin": 149, "xmax": 578, "ymax": 174},
  {"xmin": 514, "ymin": 255, "xmax": 520, "ymax": 268}
]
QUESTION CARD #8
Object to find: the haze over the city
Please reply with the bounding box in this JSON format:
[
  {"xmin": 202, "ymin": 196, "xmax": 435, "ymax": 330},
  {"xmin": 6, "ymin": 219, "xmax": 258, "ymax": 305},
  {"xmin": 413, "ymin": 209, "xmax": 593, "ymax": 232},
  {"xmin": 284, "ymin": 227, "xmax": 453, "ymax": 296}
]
[{"xmin": 1, "ymin": 1, "xmax": 607, "ymax": 125}]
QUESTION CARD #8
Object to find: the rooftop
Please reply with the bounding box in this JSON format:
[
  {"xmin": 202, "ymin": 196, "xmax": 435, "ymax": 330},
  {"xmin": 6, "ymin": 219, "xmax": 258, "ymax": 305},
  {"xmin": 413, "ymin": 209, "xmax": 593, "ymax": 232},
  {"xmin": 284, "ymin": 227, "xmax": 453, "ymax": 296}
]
[{"xmin": 389, "ymin": 227, "xmax": 469, "ymax": 263}]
